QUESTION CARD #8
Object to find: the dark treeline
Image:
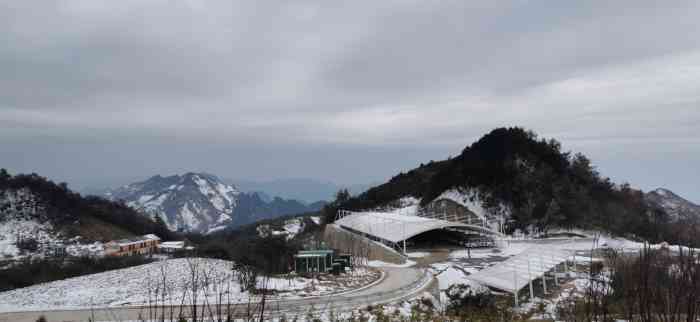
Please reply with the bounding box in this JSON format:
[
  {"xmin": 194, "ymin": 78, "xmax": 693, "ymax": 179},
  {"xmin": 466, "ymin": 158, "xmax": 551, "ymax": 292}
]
[
  {"xmin": 0, "ymin": 169, "xmax": 177, "ymax": 241},
  {"xmin": 327, "ymin": 127, "xmax": 685, "ymax": 244},
  {"xmin": 558, "ymin": 246, "xmax": 700, "ymax": 322}
]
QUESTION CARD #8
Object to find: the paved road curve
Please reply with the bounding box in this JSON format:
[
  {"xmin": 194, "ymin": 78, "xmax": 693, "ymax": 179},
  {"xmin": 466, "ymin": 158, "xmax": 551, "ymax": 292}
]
[{"xmin": 0, "ymin": 267, "xmax": 434, "ymax": 322}]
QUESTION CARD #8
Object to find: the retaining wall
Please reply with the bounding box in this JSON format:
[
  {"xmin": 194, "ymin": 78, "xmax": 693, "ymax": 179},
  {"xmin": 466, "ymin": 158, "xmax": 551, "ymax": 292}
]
[{"xmin": 323, "ymin": 224, "xmax": 406, "ymax": 265}]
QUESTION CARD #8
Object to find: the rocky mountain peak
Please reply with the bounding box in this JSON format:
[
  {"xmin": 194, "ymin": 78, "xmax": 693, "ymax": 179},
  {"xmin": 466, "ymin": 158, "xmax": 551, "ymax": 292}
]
[
  {"xmin": 106, "ymin": 172, "xmax": 240, "ymax": 233},
  {"xmin": 646, "ymin": 188, "xmax": 700, "ymax": 221},
  {"xmin": 105, "ymin": 172, "xmax": 325, "ymax": 234}
]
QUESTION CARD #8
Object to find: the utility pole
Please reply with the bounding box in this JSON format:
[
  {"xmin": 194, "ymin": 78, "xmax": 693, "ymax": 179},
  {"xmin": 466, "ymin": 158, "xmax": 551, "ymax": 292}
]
[
  {"xmin": 528, "ymin": 260, "xmax": 534, "ymax": 300},
  {"xmin": 541, "ymin": 255, "xmax": 548, "ymax": 295},
  {"xmin": 513, "ymin": 269, "xmax": 519, "ymax": 307}
]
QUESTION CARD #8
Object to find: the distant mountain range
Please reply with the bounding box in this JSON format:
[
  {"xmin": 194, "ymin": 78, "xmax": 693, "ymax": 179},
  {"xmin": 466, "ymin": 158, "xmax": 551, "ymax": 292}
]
[
  {"xmin": 645, "ymin": 188, "xmax": 700, "ymax": 221},
  {"xmin": 105, "ymin": 173, "xmax": 325, "ymax": 233},
  {"xmin": 82, "ymin": 177, "xmax": 372, "ymax": 206},
  {"xmin": 229, "ymin": 178, "xmax": 375, "ymax": 204}
]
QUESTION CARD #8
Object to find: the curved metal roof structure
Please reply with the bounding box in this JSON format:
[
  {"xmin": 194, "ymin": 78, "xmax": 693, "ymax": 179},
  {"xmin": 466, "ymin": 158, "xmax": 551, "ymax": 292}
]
[
  {"xmin": 335, "ymin": 211, "xmax": 501, "ymax": 244},
  {"xmin": 467, "ymin": 245, "xmax": 572, "ymax": 293}
]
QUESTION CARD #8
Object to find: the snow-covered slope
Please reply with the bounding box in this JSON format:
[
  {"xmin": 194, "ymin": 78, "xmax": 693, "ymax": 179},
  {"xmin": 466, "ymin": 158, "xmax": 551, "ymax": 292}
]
[
  {"xmin": 434, "ymin": 188, "xmax": 510, "ymax": 221},
  {"xmin": 646, "ymin": 188, "xmax": 700, "ymax": 221},
  {"xmin": 0, "ymin": 189, "xmax": 53, "ymax": 258},
  {"xmin": 106, "ymin": 173, "xmax": 240, "ymax": 233},
  {"xmin": 0, "ymin": 189, "xmax": 104, "ymax": 260}
]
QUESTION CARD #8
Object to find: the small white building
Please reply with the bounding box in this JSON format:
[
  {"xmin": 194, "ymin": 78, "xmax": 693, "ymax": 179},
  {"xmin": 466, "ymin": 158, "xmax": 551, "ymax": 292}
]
[{"xmin": 158, "ymin": 241, "xmax": 194, "ymax": 254}]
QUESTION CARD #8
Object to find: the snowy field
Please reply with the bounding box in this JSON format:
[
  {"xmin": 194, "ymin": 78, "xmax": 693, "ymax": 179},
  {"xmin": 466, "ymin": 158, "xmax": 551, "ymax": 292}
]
[{"xmin": 0, "ymin": 258, "xmax": 380, "ymax": 312}]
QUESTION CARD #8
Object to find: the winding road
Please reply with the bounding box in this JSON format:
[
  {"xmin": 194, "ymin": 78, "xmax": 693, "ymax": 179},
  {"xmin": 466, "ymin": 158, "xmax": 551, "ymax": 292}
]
[{"xmin": 0, "ymin": 267, "xmax": 435, "ymax": 322}]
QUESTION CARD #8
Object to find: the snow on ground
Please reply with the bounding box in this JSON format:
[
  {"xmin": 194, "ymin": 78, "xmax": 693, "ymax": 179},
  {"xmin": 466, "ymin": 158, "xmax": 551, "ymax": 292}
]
[
  {"xmin": 65, "ymin": 241, "xmax": 105, "ymax": 257},
  {"xmin": 0, "ymin": 188, "xmax": 108, "ymax": 260},
  {"xmin": 390, "ymin": 197, "xmax": 421, "ymax": 216},
  {"xmin": 367, "ymin": 196, "xmax": 421, "ymax": 217},
  {"xmin": 0, "ymin": 219, "xmax": 55, "ymax": 258},
  {"xmin": 436, "ymin": 188, "xmax": 510, "ymax": 221},
  {"xmin": 0, "ymin": 258, "xmax": 380, "ymax": 312},
  {"xmin": 450, "ymin": 241, "xmax": 532, "ymax": 260},
  {"xmin": 367, "ymin": 259, "xmax": 416, "ymax": 268},
  {"xmin": 523, "ymin": 272, "xmax": 598, "ymax": 319},
  {"xmin": 257, "ymin": 217, "xmax": 306, "ymax": 240},
  {"xmin": 0, "ymin": 258, "xmax": 241, "ymax": 312},
  {"xmin": 406, "ymin": 251, "xmax": 430, "ymax": 258},
  {"xmin": 280, "ymin": 219, "xmax": 303, "ymax": 237},
  {"xmin": 430, "ymin": 262, "xmax": 480, "ymax": 291},
  {"xmin": 0, "ymin": 220, "xmax": 100, "ymax": 260}
]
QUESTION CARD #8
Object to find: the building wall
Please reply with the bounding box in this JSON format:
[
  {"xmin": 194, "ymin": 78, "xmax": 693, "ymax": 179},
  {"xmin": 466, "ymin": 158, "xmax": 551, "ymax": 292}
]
[
  {"xmin": 105, "ymin": 239, "xmax": 160, "ymax": 257},
  {"xmin": 323, "ymin": 224, "xmax": 406, "ymax": 265}
]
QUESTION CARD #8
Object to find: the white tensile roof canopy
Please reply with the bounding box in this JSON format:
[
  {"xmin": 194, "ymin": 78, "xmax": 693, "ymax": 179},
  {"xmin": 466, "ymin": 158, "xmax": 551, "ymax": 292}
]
[
  {"xmin": 335, "ymin": 211, "xmax": 496, "ymax": 244},
  {"xmin": 467, "ymin": 245, "xmax": 573, "ymax": 293}
]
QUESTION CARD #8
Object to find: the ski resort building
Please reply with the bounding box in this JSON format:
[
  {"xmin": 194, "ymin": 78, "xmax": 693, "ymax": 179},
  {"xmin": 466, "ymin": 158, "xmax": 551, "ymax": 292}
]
[
  {"xmin": 330, "ymin": 209, "xmax": 584, "ymax": 307},
  {"xmin": 333, "ymin": 210, "xmax": 502, "ymax": 254},
  {"xmin": 104, "ymin": 234, "xmax": 161, "ymax": 256}
]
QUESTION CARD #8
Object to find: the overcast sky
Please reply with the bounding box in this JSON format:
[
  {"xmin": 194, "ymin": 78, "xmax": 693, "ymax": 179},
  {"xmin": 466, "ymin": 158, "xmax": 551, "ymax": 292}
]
[{"xmin": 1, "ymin": 1, "xmax": 699, "ymax": 202}]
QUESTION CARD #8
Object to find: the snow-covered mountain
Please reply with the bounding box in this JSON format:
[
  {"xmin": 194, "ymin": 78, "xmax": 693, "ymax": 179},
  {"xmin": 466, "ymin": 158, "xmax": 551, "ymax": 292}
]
[
  {"xmin": 106, "ymin": 173, "xmax": 240, "ymax": 233},
  {"xmin": 106, "ymin": 173, "xmax": 326, "ymax": 233},
  {"xmin": 645, "ymin": 188, "xmax": 700, "ymax": 221}
]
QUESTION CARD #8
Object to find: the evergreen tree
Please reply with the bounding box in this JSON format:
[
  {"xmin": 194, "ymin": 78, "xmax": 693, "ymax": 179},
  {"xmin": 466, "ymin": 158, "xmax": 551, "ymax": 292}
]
[
  {"xmin": 334, "ymin": 189, "xmax": 351, "ymax": 205},
  {"xmin": 0, "ymin": 168, "xmax": 10, "ymax": 184}
]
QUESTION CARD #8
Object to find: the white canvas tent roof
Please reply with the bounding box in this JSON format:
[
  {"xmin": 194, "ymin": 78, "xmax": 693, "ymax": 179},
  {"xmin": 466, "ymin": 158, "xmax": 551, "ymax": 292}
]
[
  {"xmin": 335, "ymin": 211, "xmax": 477, "ymax": 244},
  {"xmin": 467, "ymin": 245, "xmax": 573, "ymax": 293}
]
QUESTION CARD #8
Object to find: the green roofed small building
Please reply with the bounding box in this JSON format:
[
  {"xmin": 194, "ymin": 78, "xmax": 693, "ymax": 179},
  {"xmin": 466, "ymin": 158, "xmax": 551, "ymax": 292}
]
[
  {"xmin": 294, "ymin": 249, "xmax": 352, "ymax": 275},
  {"xmin": 294, "ymin": 253, "xmax": 329, "ymax": 274}
]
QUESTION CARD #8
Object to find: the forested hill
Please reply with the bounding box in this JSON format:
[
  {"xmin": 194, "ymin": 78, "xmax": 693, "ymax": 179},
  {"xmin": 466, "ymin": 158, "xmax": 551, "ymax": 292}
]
[
  {"xmin": 0, "ymin": 169, "xmax": 176, "ymax": 242},
  {"xmin": 329, "ymin": 127, "xmax": 685, "ymax": 244}
]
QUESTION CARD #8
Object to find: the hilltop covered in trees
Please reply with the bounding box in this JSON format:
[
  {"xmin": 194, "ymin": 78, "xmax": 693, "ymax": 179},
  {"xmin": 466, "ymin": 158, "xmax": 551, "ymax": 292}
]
[
  {"xmin": 327, "ymin": 127, "xmax": 683, "ymax": 244},
  {"xmin": 0, "ymin": 169, "xmax": 176, "ymax": 242}
]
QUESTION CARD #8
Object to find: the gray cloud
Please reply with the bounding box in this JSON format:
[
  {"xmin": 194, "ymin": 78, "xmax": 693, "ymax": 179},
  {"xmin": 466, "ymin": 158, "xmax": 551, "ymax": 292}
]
[{"xmin": 1, "ymin": 0, "xmax": 699, "ymax": 201}]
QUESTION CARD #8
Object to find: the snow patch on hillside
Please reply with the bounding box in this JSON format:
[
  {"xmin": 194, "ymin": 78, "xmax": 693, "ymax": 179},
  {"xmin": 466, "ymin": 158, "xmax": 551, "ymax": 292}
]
[
  {"xmin": 257, "ymin": 217, "xmax": 308, "ymax": 240},
  {"xmin": 1, "ymin": 189, "xmax": 104, "ymax": 260},
  {"xmin": 436, "ymin": 188, "xmax": 491, "ymax": 221},
  {"xmin": 0, "ymin": 219, "xmax": 57, "ymax": 258},
  {"xmin": 368, "ymin": 196, "xmax": 421, "ymax": 217},
  {"xmin": 179, "ymin": 203, "xmax": 200, "ymax": 230}
]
